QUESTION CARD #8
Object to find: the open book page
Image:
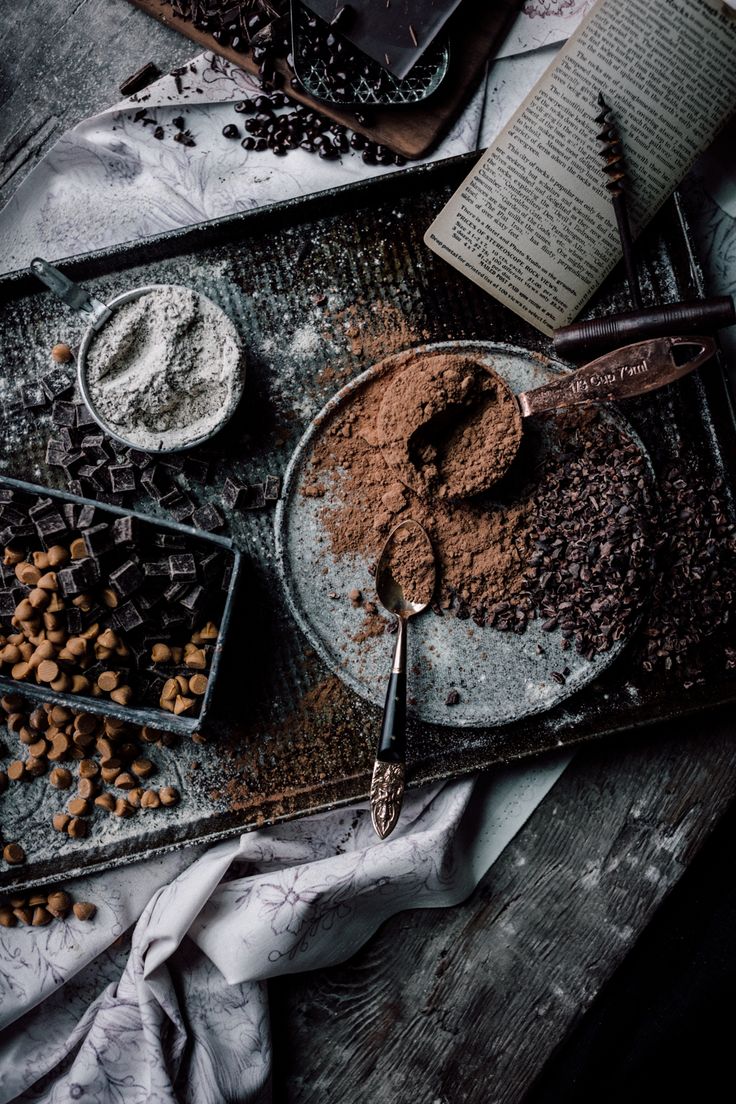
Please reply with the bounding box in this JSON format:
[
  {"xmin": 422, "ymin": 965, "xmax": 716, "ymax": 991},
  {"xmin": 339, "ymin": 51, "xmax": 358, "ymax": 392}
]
[{"xmin": 425, "ymin": 0, "xmax": 736, "ymax": 336}]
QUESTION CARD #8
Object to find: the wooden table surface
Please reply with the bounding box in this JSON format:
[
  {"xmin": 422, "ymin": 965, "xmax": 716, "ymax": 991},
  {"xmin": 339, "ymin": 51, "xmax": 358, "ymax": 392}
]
[{"xmin": 1, "ymin": 3, "xmax": 735, "ymax": 1100}]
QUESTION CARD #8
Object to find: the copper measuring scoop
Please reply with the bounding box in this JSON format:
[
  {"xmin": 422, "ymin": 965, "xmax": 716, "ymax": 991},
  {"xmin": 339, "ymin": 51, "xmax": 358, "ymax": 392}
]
[
  {"xmin": 370, "ymin": 519, "xmax": 436, "ymax": 840},
  {"xmin": 381, "ymin": 335, "xmax": 717, "ymax": 498}
]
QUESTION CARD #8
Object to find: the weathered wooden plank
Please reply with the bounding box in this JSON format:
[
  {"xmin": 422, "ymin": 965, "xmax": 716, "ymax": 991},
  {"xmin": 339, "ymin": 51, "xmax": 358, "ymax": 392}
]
[
  {"xmin": 269, "ymin": 710, "xmax": 736, "ymax": 1103},
  {"xmin": 0, "ymin": 0, "xmax": 191, "ymax": 207}
]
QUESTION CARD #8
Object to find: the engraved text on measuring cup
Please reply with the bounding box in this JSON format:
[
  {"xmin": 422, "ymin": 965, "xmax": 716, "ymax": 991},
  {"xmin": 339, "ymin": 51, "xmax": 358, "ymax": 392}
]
[{"xmin": 566, "ymin": 358, "xmax": 649, "ymax": 394}]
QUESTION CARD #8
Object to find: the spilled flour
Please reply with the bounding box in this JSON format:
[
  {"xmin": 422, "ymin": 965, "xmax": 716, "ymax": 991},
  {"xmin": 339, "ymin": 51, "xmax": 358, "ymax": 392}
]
[{"xmin": 85, "ymin": 285, "xmax": 243, "ymax": 450}]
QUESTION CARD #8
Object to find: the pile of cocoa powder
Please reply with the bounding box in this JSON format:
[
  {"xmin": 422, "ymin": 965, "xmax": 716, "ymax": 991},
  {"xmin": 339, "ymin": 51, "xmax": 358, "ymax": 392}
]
[
  {"xmin": 304, "ymin": 348, "xmax": 655, "ymax": 659},
  {"xmin": 378, "ymin": 521, "xmax": 435, "ymax": 608}
]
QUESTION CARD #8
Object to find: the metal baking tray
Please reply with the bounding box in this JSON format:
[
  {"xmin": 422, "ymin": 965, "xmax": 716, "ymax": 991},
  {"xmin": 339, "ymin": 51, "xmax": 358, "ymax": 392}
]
[
  {"xmin": 0, "ymin": 474, "xmax": 242, "ymax": 737},
  {"xmin": 1, "ymin": 153, "xmax": 735, "ymax": 892}
]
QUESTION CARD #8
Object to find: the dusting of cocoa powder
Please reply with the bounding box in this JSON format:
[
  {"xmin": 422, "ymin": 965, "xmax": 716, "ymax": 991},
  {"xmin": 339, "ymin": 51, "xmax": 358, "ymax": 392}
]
[{"xmin": 377, "ymin": 353, "xmax": 521, "ymax": 499}]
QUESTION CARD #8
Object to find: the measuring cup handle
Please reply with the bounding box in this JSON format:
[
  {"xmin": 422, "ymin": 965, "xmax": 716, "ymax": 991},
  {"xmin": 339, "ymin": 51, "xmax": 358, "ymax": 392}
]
[
  {"xmin": 518, "ymin": 336, "xmax": 718, "ymax": 417},
  {"xmin": 30, "ymin": 257, "xmax": 111, "ymax": 330}
]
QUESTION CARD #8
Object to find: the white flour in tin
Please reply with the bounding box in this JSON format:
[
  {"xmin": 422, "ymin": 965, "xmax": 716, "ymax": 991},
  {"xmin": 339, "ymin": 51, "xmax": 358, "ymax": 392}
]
[{"xmin": 85, "ymin": 285, "xmax": 243, "ymax": 451}]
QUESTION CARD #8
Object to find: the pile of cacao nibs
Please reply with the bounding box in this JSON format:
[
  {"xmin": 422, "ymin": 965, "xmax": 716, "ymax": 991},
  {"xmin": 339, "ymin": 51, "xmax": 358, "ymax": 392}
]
[{"xmin": 485, "ymin": 413, "xmax": 655, "ymax": 661}]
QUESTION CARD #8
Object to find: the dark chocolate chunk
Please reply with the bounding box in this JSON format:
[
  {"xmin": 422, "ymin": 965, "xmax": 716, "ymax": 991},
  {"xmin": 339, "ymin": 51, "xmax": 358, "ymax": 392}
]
[
  {"xmin": 143, "ymin": 560, "xmax": 169, "ymax": 579},
  {"xmin": 168, "ymin": 553, "xmax": 196, "ymax": 582},
  {"xmin": 109, "ymin": 559, "xmax": 145, "ymax": 597},
  {"xmin": 35, "ymin": 511, "xmax": 67, "ymax": 546},
  {"xmin": 153, "ymin": 532, "xmax": 187, "ymax": 550},
  {"xmin": 180, "ymin": 584, "xmax": 205, "ymax": 613},
  {"xmin": 141, "ymin": 466, "xmax": 174, "ymax": 502},
  {"xmin": 264, "ymin": 475, "xmax": 281, "ymax": 501},
  {"xmin": 199, "ymin": 551, "xmax": 222, "ymax": 581},
  {"xmin": 221, "ymin": 477, "xmax": 248, "ymax": 509},
  {"xmin": 57, "ymin": 559, "xmax": 98, "ymax": 596},
  {"xmin": 191, "ymin": 502, "xmax": 225, "ymax": 532},
  {"xmin": 119, "ymin": 61, "xmax": 161, "ymax": 97},
  {"xmin": 77, "ymin": 505, "xmax": 97, "ymax": 529},
  {"xmin": 109, "ymin": 465, "xmax": 137, "ymax": 494},
  {"xmin": 113, "ymin": 600, "xmax": 145, "ymax": 633},
  {"xmin": 52, "ymin": 401, "xmax": 77, "ymax": 428},
  {"xmin": 62, "ymin": 452, "xmax": 86, "ymax": 479},
  {"xmin": 41, "ymin": 367, "xmax": 74, "ymax": 402},
  {"xmin": 81, "ymin": 434, "xmax": 110, "ymax": 463},
  {"xmin": 0, "ymin": 588, "xmax": 26, "ymax": 617},
  {"xmin": 183, "ymin": 455, "xmax": 212, "ymax": 483},
  {"xmin": 112, "ymin": 515, "xmax": 139, "ymax": 545},
  {"xmin": 82, "ymin": 523, "xmax": 113, "ymax": 557},
  {"xmin": 21, "ymin": 383, "xmax": 47, "ymax": 409},
  {"xmin": 244, "ymin": 482, "xmax": 266, "ymax": 510},
  {"xmin": 65, "ymin": 606, "xmax": 83, "ymax": 635},
  {"xmin": 45, "ymin": 440, "xmax": 68, "ymax": 467}
]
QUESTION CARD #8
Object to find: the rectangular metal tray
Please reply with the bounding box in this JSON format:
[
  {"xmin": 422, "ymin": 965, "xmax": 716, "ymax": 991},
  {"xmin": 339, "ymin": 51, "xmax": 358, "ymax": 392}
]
[{"xmin": 1, "ymin": 153, "xmax": 735, "ymax": 892}]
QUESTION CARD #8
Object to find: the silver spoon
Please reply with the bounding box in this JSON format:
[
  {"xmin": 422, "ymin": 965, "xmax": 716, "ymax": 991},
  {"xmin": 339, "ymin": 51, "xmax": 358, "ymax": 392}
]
[{"xmin": 370, "ymin": 518, "xmax": 436, "ymax": 840}]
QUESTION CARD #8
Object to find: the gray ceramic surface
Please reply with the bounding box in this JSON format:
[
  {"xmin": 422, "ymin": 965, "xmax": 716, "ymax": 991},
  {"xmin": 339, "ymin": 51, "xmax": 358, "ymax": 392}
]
[{"xmin": 275, "ymin": 341, "xmax": 654, "ymax": 728}]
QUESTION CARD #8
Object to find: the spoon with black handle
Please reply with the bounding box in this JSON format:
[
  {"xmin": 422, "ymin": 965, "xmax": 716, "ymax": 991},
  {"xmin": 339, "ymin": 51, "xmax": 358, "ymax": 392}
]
[{"xmin": 370, "ymin": 519, "xmax": 436, "ymax": 840}]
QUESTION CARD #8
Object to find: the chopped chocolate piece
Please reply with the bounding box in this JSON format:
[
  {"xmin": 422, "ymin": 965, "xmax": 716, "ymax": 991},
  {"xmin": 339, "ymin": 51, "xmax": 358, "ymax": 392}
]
[
  {"xmin": 153, "ymin": 532, "xmax": 187, "ymax": 550},
  {"xmin": 0, "ymin": 588, "xmax": 25, "ymax": 617},
  {"xmin": 244, "ymin": 482, "xmax": 266, "ymax": 510},
  {"xmin": 113, "ymin": 600, "xmax": 145, "ymax": 633},
  {"xmin": 199, "ymin": 551, "xmax": 222, "ymax": 581},
  {"xmin": 41, "ymin": 367, "xmax": 74, "ymax": 401},
  {"xmin": 168, "ymin": 553, "xmax": 197, "ymax": 581},
  {"xmin": 445, "ymin": 689, "xmax": 461, "ymax": 706},
  {"xmin": 109, "ymin": 559, "xmax": 145, "ymax": 597},
  {"xmin": 112, "ymin": 515, "xmax": 139, "ymax": 545},
  {"xmin": 109, "ymin": 465, "xmax": 136, "ymax": 494},
  {"xmin": 67, "ymin": 480, "xmax": 84, "ymax": 497},
  {"xmin": 119, "ymin": 61, "xmax": 161, "ymax": 97},
  {"xmin": 143, "ymin": 560, "xmax": 169, "ymax": 579},
  {"xmin": 159, "ymin": 490, "xmax": 195, "ymax": 522},
  {"xmin": 62, "ymin": 452, "xmax": 86, "ymax": 479},
  {"xmin": 141, "ymin": 466, "xmax": 174, "ymax": 502},
  {"xmin": 264, "ymin": 475, "xmax": 281, "ymax": 501},
  {"xmin": 81, "ymin": 434, "xmax": 110, "ymax": 463},
  {"xmin": 56, "ymin": 559, "xmax": 98, "ymax": 596},
  {"xmin": 180, "ymin": 584, "xmax": 205, "ymax": 613},
  {"xmin": 154, "ymin": 126, "xmax": 165, "ymax": 140},
  {"xmin": 77, "ymin": 505, "xmax": 97, "ymax": 529},
  {"xmin": 65, "ymin": 607, "xmax": 83, "ymax": 635},
  {"xmin": 45, "ymin": 440, "xmax": 67, "ymax": 467},
  {"xmin": 164, "ymin": 580, "xmax": 189, "ymax": 604},
  {"xmin": 221, "ymin": 476, "xmax": 248, "ymax": 509},
  {"xmin": 83, "ymin": 524, "xmax": 112, "ymax": 557},
  {"xmin": 160, "ymin": 454, "xmax": 185, "ymax": 472},
  {"xmin": 35, "ymin": 511, "xmax": 67, "ymax": 545},
  {"xmin": 76, "ymin": 404, "xmax": 98, "ymax": 429},
  {"xmin": 191, "ymin": 502, "xmax": 224, "ymax": 532},
  {"xmin": 51, "ymin": 401, "xmax": 77, "ymax": 427},
  {"xmin": 21, "ymin": 383, "xmax": 47, "ymax": 409}
]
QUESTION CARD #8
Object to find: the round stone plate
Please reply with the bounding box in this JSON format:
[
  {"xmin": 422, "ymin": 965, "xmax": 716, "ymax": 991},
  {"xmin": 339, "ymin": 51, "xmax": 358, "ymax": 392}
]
[{"xmin": 274, "ymin": 341, "xmax": 652, "ymax": 728}]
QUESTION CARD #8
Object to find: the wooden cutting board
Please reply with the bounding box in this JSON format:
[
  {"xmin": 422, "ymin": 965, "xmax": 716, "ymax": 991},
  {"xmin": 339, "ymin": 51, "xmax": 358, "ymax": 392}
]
[{"xmin": 125, "ymin": 0, "xmax": 521, "ymax": 158}]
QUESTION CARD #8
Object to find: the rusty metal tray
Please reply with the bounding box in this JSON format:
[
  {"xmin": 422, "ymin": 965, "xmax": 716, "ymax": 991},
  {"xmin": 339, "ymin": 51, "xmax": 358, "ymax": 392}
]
[{"xmin": 1, "ymin": 153, "xmax": 735, "ymax": 892}]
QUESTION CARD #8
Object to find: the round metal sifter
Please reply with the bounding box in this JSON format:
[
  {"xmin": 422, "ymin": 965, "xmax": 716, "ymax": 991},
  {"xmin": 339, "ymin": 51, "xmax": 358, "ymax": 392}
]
[
  {"xmin": 30, "ymin": 258, "xmax": 246, "ymax": 455},
  {"xmin": 275, "ymin": 341, "xmax": 658, "ymax": 729}
]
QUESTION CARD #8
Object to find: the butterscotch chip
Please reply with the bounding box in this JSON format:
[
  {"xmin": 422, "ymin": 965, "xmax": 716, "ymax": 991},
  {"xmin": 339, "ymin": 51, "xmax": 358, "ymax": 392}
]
[
  {"xmin": 131, "ymin": 758, "xmax": 154, "ymax": 779},
  {"xmin": 37, "ymin": 571, "xmax": 58, "ymax": 591},
  {"xmin": 48, "ymin": 733, "xmax": 71, "ymax": 760},
  {"xmin": 151, "ymin": 643, "xmax": 172, "ymax": 664},
  {"xmin": 97, "ymin": 670, "xmax": 121, "ymax": 692},
  {"xmin": 102, "ymin": 587, "xmax": 119, "ymax": 609},
  {"xmin": 115, "ymin": 772, "xmax": 136, "ymax": 790},
  {"xmin": 18, "ymin": 725, "xmax": 34, "ymax": 745},
  {"xmin": 37, "ymin": 659, "xmax": 60, "ymax": 683},
  {"xmin": 66, "ymin": 637, "xmax": 87, "ymax": 658},
  {"xmin": 184, "ymin": 648, "xmax": 207, "ymax": 670},
  {"xmin": 141, "ymin": 788, "xmax": 160, "ymax": 809},
  {"xmin": 15, "ymin": 563, "xmax": 40, "ymax": 586},
  {"xmin": 32, "ymin": 906, "xmax": 53, "ymax": 926},
  {"xmin": 97, "ymin": 628, "xmax": 118, "ymax": 650},
  {"xmin": 94, "ymin": 792, "xmax": 116, "ymax": 812},
  {"xmin": 159, "ymin": 786, "xmax": 180, "ymax": 806},
  {"xmin": 110, "ymin": 685, "xmax": 133, "ymax": 706},
  {"xmin": 29, "ymin": 706, "xmax": 49, "ymax": 731},
  {"xmin": 68, "ymin": 796, "xmax": 90, "ymax": 816},
  {"xmin": 199, "ymin": 622, "xmax": 219, "ymax": 641},
  {"xmin": 79, "ymin": 758, "xmax": 100, "ymax": 778},
  {"xmin": 28, "ymin": 737, "xmax": 48, "ymax": 758},
  {"xmin": 13, "ymin": 907, "xmax": 32, "ymax": 925},
  {"xmin": 3, "ymin": 842, "xmax": 26, "ymax": 864},
  {"xmin": 188, "ymin": 673, "xmax": 208, "ymax": 696},
  {"xmin": 14, "ymin": 595, "xmax": 34, "ymax": 619},
  {"xmin": 73, "ymin": 594, "xmax": 93, "ymax": 612},
  {"xmin": 71, "ymin": 675, "xmax": 91, "ymax": 694},
  {"xmin": 28, "ymin": 892, "xmax": 48, "ymax": 906},
  {"xmin": 7, "ymin": 760, "xmax": 26, "ymax": 781},
  {"xmin": 51, "ymin": 342, "xmax": 73, "ymax": 363},
  {"xmin": 72, "ymin": 732, "xmax": 94, "ymax": 752},
  {"xmin": 46, "ymin": 545, "xmax": 69, "ymax": 567},
  {"xmin": 127, "ymin": 787, "xmax": 142, "ymax": 807},
  {"xmin": 3, "ymin": 547, "xmax": 24, "ymax": 565},
  {"xmin": 73, "ymin": 902, "xmax": 97, "ymax": 921},
  {"xmin": 50, "ymin": 767, "xmax": 73, "ymax": 789},
  {"xmin": 170, "ymin": 646, "xmax": 183, "ymax": 664},
  {"xmin": 175, "ymin": 675, "xmax": 189, "ymax": 694},
  {"xmin": 161, "ymin": 678, "xmax": 178, "ymax": 703},
  {"xmin": 11, "ymin": 661, "xmax": 31, "ymax": 680},
  {"xmin": 53, "ymin": 812, "xmax": 71, "ymax": 833},
  {"xmin": 114, "ymin": 797, "xmax": 135, "ymax": 818},
  {"xmin": 7, "ymin": 712, "xmax": 25, "ymax": 733},
  {"xmin": 51, "ymin": 705, "xmax": 73, "ymax": 724},
  {"xmin": 47, "ymin": 593, "xmax": 64, "ymax": 613},
  {"xmin": 80, "ymin": 622, "xmax": 100, "ymax": 640},
  {"xmin": 104, "ymin": 716, "xmax": 127, "ymax": 735},
  {"xmin": 47, "ymin": 890, "xmax": 71, "ymax": 917},
  {"xmin": 28, "ymin": 587, "xmax": 50, "ymax": 610},
  {"xmin": 0, "ymin": 644, "xmax": 22, "ymax": 664},
  {"xmin": 101, "ymin": 762, "xmax": 122, "ymax": 784},
  {"xmin": 67, "ymin": 817, "xmax": 88, "ymax": 838},
  {"xmin": 26, "ymin": 756, "xmax": 46, "ymax": 777},
  {"xmin": 78, "ymin": 777, "xmax": 97, "ymax": 800},
  {"xmin": 51, "ymin": 673, "xmax": 72, "ymax": 693},
  {"xmin": 69, "ymin": 538, "xmax": 87, "ymax": 560},
  {"xmin": 0, "ymin": 907, "xmax": 16, "ymax": 928},
  {"xmin": 173, "ymin": 695, "xmax": 195, "ymax": 715}
]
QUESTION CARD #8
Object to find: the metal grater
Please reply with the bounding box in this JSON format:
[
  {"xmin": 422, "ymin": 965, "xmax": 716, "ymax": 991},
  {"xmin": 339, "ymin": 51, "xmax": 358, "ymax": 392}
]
[{"xmin": 290, "ymin": 0, "xmax": 450, "ymax": 108}]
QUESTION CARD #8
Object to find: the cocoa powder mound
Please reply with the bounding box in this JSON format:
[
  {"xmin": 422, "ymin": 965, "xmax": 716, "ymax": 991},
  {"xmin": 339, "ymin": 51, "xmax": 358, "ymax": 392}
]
[
  {"xmin": 306, "ymin": 351, "xmax": 531, "ymax": 614},
  {"xmin": 377, "ymin": 353, "xmax": 521, "ymax": 500}
]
